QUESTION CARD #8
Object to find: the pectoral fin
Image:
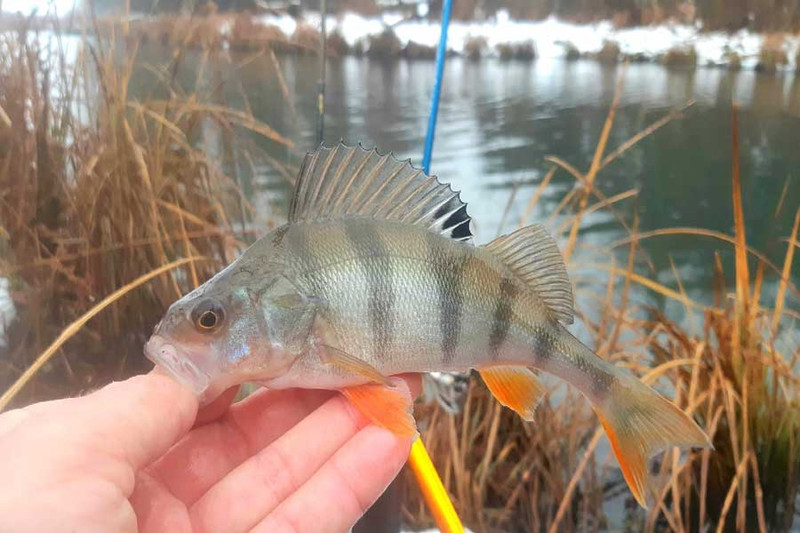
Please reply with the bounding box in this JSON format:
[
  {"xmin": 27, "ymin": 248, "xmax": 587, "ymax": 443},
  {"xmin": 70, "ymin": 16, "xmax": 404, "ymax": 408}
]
[
  {"xmin": 479, "ymin": 366, "xmax": 547, "ymax": 421},
  {"xmin": 319, "ymin": 344, "xmax": 392, "ymax": 386},
  {"xmin": 341, "ymin": 378, "xmax": 418, "ymax": 437}
]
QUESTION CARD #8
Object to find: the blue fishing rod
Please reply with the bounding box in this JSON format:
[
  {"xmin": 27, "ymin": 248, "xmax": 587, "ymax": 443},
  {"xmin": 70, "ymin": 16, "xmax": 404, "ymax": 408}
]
[
  {"xmin": 409, "ymin": 1, "xmax": 465, "ymax": 533},
  {"xmin": 421, "ymin": 0, "xmax": 454, "ymax": 175}
]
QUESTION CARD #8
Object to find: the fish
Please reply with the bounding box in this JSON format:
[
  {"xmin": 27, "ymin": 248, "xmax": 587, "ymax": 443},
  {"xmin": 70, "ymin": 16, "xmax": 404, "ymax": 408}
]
[{"xmin": 145, "ymin": 142, "xmax": 710, "ymax": 507}]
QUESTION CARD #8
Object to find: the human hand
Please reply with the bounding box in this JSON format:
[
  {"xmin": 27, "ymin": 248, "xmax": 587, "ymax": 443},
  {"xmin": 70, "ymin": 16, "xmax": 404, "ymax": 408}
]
[{"xmin": 0, "ymin": 372, "xmax": 420, "ymax": 533}]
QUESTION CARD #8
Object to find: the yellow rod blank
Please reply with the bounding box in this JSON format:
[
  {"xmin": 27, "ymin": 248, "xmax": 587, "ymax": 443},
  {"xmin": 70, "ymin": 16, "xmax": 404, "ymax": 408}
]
[{"xmin": 408, "ymin": 437, "xmax": 465, "ymax": 533}]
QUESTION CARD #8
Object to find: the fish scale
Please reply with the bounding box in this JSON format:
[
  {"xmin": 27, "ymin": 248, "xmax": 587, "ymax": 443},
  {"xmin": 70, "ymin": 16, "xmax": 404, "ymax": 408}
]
[{"xmin": 146, "ymin": 142, "xmax": 711, "ymax": 509}]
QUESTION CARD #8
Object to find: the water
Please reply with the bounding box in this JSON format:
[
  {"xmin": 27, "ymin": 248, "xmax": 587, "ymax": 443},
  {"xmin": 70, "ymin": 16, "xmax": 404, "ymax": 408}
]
[{"xmin": 129, "ymin": 50, "xmax": 800, "ymax": 330}]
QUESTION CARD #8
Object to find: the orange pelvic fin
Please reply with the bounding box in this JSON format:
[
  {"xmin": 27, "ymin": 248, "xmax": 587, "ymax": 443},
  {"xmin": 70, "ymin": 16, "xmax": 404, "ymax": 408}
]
[
  {"xmin": 341, "ymin": 378, "xmax": 418, "ymax": 437},
  {"xmin": 592, "ymin": 375, "xmax": 712, "ymax": 508},
  {"xmin": 479, "ymin": 366, "xmax": 547, "ymax": 421}
]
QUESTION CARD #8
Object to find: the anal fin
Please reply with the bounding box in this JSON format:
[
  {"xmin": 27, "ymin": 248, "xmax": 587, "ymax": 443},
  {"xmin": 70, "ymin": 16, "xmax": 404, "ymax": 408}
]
[
  {"xmin": 341, "ymin": 378, "xmax": 418, "ymax": 437},
  {"xmin": 479, "ymin": 366, "xmax": 547, "ymax": 421}
]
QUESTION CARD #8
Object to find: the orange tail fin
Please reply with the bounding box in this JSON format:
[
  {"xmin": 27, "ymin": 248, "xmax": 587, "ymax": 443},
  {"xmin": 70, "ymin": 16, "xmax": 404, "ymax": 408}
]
[{"xmin": 593, "ymin": 374, "xmax": 711, "ymax": 508}]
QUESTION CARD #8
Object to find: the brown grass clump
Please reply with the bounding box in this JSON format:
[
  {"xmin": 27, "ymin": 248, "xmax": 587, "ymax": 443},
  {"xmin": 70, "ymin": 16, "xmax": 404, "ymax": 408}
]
[
  {"xmin": 625, "ymin": 52, "xmax": 650, "ymax": 63},
  {"xmin": 100, "ymin": 13, "xmax": 299, "ymax": 53},
  {"xmin": 564, "ymin": 42, "xmax": 581, "ymax": 61},
  {"xmin": 367, "ymin": 29, "xmax": 402, "ymax": 59},
  {"xmin": 403, "ymin": 71, "xmax": 800, "ymax": 532},
  {"xmin": 496, "ymin": 41, "xmax": 537, "ymax": 61},
  {"xmin": 756, "ymin": 34, "xmax": 789, "ymax": 72},
  {"xmin": 464, "ymin": 36, "xmax": 487, "ymax": 61},
  {"xmin": 123, "ymin": 14, "xmax": 226, "ymax": 49},
  {"xmin": 496, "ymin": 43, "xmax": 514, "ymax": 61},
  {"xmin": 291, "ymin": 23, "xmax": 320, "ymax": 54},
  {"xmin": 724, "ymin": 50, "xmax": 743, "ymax": 70},
  {"xmin": 403, "ymin": 41, "xmax": 437, "ymax": 60},
  {"xmin": 229, "ymin": 15, "xmax": 291, "ymax": 52},
  {"xmin": 635, "ymin": 108, "xmax": 800, "ymax": 532},
  {"xmin": 327, "ymin": 30, "xmax": 351, "ymax": 57},
  {"xmin": 662, "ymin": 46, "xmax": 698, "ymax": 69},
  {"xmin": 595, "ymin": 41, "xmax": 621, "ymax": 64},
  {"xmin": 0, "ymin": 26, "xmax": 291, "ymax": 407},
  {"xmin": 514, "ymin": 41, "xmax": 536, "ymax": 61},
  {"xmin": 756, "ymin": 48, "xmax": 788, "ymax": 72}
]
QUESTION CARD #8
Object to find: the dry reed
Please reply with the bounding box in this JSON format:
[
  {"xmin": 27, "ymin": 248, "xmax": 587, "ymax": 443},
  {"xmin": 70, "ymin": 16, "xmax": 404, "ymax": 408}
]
[
  {"xmin": 402, "ymin": 76, "xmax": 800, "ymax": 532},
  {"xmin": 0, "ymin": 22, "xmax": 289, "ymax": 407}
]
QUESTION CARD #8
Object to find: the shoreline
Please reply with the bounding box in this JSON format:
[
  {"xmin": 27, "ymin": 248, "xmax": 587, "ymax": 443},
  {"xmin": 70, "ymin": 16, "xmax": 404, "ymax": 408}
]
[
  {"xmin": 4, "ymin": 10, "xmax": 800, "ymax": 73},
  {"xmin": 138, "ymin": 10, "xmax": 800, "ymax": 73}
]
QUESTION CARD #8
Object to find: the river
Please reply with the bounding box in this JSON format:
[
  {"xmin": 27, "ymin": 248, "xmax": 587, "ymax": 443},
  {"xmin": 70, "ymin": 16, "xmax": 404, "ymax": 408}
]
[{"xmin": 128, "ymin": 50, "xmax": 800, "ymax": 335}]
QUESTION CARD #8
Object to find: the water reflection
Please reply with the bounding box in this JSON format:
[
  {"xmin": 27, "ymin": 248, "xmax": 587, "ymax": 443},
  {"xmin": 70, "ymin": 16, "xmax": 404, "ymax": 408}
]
[{"xmin": 128, "ymin": 49, "xmax": 800, "ymax": 315}]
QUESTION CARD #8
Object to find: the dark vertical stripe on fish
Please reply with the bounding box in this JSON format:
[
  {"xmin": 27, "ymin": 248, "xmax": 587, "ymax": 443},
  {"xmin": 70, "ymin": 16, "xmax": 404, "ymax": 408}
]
[
  {"xmin": 285, "ymin": 224, "xmax": 323, "ymax": 294},
  {"xmin": 344, "ymin": 220, "xmax": 394, "ymax": 361},
  {"xmin": 489, "ymin": 277, "xmax": 518, "ymax": 359},
  {"xmin": 425, "ymin": 232, "xmax": 467, "ymax": 364}
]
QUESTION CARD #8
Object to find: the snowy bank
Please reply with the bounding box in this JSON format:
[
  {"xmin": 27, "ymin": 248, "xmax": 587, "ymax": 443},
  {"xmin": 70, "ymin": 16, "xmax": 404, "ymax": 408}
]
[
  {"xmin": 255, "ymin": 10, "xmax": 800, "ymax": 70},
  {"xmin": 0, "ymin": 278, "xmax": 14, "ymax": 347}
]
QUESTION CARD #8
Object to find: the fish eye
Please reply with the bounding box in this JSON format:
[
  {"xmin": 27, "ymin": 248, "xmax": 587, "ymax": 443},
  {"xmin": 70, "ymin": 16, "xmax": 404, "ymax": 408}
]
[{"xmin": 191, "ymin": 298, "xmax": 225, "ymax": 333}]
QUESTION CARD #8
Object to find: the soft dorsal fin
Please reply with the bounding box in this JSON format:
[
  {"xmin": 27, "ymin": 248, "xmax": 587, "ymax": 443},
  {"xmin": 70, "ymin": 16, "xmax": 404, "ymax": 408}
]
[
  {"xmin": 484, "ymin": 224, "xmax": 574, "ymax": 324},
  {"xmin": 289, "ymin": 142, "xmax": 473, "ymax": 242}
]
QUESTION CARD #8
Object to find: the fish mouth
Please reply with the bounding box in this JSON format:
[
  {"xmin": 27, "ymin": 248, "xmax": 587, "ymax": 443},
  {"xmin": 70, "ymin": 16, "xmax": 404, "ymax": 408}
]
[{"xmin": 145, "ymin": 335, "xmax": 211, "ymax": 396}]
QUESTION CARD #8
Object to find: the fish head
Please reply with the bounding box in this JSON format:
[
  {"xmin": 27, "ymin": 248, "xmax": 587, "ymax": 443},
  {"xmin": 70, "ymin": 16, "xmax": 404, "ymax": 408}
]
[{"xmin": 145, "ymin": 265, "xmax": 287, "ymax": 404}]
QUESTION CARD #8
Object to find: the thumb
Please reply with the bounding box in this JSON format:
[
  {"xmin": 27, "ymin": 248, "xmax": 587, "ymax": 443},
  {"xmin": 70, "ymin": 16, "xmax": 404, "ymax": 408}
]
[{"xmin": 70, "ymin": 372, "xmax": 199, "ymax": 471}]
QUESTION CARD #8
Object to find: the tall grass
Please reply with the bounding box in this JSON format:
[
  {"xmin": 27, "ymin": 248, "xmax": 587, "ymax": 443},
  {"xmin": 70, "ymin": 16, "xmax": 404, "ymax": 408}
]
[
  {"xmin": 402, "ymin": 78, "xmax": 800, "ymax": 532},
  {"xmin": 0, "ymin": 21, "xmax": 291, "ymax": 407}
]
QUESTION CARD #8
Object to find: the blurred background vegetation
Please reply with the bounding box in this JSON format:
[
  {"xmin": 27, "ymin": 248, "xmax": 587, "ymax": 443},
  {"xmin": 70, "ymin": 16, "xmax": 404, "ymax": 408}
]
[{"xmin": 72, "ymin": 0, "xmax": 800, "ymax": 32}]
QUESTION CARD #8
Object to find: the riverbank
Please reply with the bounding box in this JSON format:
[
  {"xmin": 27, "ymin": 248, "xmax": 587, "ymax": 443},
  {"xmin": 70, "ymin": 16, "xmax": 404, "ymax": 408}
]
[{"xmin": 82, "ymin": 10, "xmax": 800, "ymax": 72}]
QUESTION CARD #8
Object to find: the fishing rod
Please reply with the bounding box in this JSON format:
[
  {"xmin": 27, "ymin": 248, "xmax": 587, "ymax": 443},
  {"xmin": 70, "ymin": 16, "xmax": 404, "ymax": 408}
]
[
  {"xmin": 421, "ymin": 0, "xmax": 453, "ymax": 175},
  {"xmin": 312, "ymin": 0, "xmax": 462, "ymax": 527},
  {"xmin": 410, "ymin": 0, "xmax": 465, "ymax": 532}
]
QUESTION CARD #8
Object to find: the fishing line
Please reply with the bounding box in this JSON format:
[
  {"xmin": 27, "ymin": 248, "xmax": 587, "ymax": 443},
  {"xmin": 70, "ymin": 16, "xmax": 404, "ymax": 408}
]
[{"xmin": 316, "ymin": 0, "xmax": 328, "ymax": 145}]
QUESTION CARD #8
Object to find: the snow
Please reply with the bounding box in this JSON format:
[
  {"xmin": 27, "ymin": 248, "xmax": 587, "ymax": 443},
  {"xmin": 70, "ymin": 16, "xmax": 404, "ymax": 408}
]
[
  {"xmin": 253, "ymin": 11, "xmax": 800, "ymax": 70},
  {"xmin": 0, "ymin": 278, "xmax": 14, "ymax": 348},
  {"xmin": 2, "ymin": 0, "xmax": 74, "ymax": 16},
  {"xmin": 260, "ymin": 13, "xmax": 299, "ymax": 38}
]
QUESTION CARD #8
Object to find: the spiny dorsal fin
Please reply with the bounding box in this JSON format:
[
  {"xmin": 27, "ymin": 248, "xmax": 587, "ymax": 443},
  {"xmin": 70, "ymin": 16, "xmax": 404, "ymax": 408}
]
[
  {"xmin": 289, "ymin": 142, "xmax": 473, "ymax": 242},
  {"xmin": 484, "ymin": 224, "xmax": 574, "ymax": 324}
]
